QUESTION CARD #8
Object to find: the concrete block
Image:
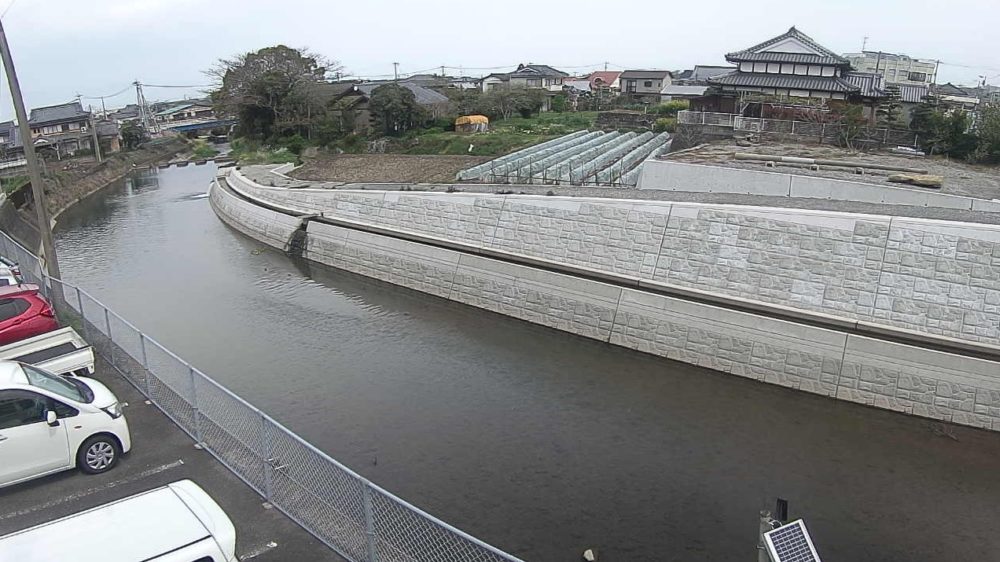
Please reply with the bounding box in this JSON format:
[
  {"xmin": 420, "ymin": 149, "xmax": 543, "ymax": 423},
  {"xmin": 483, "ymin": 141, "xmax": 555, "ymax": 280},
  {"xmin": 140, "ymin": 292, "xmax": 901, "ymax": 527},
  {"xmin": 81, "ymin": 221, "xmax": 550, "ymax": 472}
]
[{"xmin": 638, "ymin": 161, "xmax": 791, "ymax": 196}]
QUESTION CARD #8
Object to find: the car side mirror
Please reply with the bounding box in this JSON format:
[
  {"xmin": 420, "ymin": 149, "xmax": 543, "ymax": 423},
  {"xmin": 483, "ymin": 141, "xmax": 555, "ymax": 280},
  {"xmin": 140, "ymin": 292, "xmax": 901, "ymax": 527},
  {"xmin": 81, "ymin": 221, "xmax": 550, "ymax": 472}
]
[{"xmin": 46, "ymin": 410, "xmax": 58, "ymax": 427}]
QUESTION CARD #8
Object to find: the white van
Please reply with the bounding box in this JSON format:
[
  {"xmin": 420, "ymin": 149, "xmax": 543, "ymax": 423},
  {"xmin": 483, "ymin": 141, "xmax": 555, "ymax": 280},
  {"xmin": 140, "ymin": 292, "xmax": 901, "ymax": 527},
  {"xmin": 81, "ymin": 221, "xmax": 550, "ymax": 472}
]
[{"xmin": 0, "ymin": 480, "xmax": 238, "ymax": 562}]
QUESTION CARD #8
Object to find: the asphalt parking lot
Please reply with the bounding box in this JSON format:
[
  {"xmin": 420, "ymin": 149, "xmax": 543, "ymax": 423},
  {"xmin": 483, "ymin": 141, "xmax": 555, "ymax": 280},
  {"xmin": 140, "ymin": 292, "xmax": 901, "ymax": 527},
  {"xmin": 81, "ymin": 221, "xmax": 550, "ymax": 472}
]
[{"xmin": 0, "ymin": 357, "xmax": 344, "ymax": 561}]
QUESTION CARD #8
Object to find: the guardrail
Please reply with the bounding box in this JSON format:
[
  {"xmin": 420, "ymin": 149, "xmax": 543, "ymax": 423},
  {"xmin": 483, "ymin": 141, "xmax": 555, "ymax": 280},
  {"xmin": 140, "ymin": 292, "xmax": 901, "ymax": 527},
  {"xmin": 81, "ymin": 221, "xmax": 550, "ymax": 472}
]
[{"xmin": 0, "ymin": 229, "xmax": 523, "ymax": 562}]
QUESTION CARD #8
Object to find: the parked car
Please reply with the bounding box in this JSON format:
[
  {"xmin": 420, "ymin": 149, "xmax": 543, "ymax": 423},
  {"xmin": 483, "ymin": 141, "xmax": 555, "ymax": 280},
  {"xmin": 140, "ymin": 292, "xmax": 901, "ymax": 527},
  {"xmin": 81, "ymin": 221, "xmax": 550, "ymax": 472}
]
[
  {"xmin": 0, "ymin": 284, "xmax": 58, "ymax": 346},
  {"xmin": 0, "ymin": 266, "xmax": 20, "ymax": 288},
  {"xmin": 0, "ymin": 360, "xmax": 131, "ymax": 488},
  {"xmin": 0, "ymin": 480, "xmax": 236, "ymax": 562},
  {"xmin": 0, "ymin": 255, "xmax": 21, "ymax": 281}
]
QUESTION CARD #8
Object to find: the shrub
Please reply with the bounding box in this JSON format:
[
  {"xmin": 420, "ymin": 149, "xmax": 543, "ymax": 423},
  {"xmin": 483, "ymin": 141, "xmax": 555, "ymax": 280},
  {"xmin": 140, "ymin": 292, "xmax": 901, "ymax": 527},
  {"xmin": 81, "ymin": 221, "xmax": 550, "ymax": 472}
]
[{"xmin": 654, "ymin": 118, "xmax": 676, "ymax": 133}]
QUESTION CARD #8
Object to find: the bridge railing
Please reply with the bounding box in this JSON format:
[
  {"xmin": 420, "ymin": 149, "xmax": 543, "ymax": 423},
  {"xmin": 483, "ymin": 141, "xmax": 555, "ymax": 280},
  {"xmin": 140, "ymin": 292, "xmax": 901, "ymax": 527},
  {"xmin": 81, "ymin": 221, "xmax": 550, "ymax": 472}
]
[{"xmin": 0, "ymin": 229, "xmax": 523, "ymax": 562}]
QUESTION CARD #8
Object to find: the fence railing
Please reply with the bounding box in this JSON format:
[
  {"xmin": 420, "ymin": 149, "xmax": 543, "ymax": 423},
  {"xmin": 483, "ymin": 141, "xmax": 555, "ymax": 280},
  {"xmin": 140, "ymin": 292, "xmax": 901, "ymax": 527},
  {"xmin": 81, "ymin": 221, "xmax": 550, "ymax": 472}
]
[
  {"xmin": 677, "ymin": 110, "xmax": 920, "ymax": 146},
  {"xmin": 0, "ymin": 228, "xmax": 523, "ymax": 562}
]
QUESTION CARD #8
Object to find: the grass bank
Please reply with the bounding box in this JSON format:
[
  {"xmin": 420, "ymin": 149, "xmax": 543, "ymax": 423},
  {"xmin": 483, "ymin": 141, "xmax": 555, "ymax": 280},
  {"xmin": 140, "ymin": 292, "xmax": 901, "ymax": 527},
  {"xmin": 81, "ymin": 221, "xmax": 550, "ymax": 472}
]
[{"xmin": 395, "ymin": 112, "xmax": 598, "ymax": 157}]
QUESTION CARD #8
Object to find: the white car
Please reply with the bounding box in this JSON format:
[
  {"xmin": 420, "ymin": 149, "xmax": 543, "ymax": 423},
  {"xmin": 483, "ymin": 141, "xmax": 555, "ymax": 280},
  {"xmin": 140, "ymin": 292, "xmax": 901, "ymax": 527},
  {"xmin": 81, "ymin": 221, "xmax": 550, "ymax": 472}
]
[
  {"xmin": 0, "ymin": 361, "xmax": 131, "ymax": 488},
  {"xmin": 0, "ymin": 480, "xmax": 237, "ymax": 562}
]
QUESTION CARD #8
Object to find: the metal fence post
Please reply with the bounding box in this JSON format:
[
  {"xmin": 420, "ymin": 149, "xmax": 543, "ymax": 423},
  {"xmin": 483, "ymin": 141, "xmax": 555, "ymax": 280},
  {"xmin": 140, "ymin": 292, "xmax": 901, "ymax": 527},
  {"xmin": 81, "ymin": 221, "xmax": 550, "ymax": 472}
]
[
  {"xmin": 189, "ymin": 366, "xmax": 202, "ymax": 444},
  {"xmin": 104, "ymin": 307, "xmax": 115, "ymax": 367},
  {"xmin": 363, "ymin": 482, "xmax": 379, "ymax": 562},
  {"xmin": 261, "ymin": 413, "xmax": 273, "ymax": 501},
  {"xmin": 75, "ymin": 286, "xmax": 88, "ymax": 340},
  {"xmin": 138, "ymin": 333, "xmax": 151, "ymax": 396}
]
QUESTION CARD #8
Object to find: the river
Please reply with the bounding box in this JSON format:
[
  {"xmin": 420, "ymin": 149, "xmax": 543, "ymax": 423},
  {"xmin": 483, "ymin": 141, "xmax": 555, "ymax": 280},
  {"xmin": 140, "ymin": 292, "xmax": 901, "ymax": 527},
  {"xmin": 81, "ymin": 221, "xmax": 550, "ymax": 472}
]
[{"xmin": 53, "ymin": 163, "xmax": 1000, "ymax": 561}]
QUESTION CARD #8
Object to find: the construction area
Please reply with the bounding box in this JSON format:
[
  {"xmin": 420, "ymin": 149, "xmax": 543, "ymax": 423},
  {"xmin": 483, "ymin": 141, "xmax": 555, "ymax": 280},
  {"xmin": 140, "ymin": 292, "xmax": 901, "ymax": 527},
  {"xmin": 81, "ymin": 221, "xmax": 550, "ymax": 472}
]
[
  {"xmin": 664, "ymin": 140, "xmax": 1000, "ymax": 200},
  {"xmin": 456, "ymin": 130, "xmax": 671, "ymax": 186}
]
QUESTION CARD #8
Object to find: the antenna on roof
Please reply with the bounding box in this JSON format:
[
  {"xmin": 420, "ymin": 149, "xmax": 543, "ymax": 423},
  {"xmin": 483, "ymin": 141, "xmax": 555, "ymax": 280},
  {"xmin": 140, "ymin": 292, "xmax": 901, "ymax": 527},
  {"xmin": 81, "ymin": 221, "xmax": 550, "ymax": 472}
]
[{"xmin": 862, "ymin": 35, "xmax": 869, "ymax": 51}]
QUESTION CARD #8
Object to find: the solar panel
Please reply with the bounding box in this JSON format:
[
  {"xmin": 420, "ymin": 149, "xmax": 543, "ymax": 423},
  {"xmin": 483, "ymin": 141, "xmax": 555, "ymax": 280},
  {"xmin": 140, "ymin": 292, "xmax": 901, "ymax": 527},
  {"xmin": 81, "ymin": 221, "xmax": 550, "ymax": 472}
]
[{"xmin": 764, "ymin": 519, "xmax": 822, "ymax": 562}]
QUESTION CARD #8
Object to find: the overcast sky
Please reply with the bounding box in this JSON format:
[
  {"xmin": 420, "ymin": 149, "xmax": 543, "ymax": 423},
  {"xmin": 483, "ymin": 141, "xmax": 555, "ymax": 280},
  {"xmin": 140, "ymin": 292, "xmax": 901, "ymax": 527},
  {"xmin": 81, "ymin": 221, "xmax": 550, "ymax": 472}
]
[{"xmin": 0, "ymin": 0, "xmax": 997, "ymax": 120}]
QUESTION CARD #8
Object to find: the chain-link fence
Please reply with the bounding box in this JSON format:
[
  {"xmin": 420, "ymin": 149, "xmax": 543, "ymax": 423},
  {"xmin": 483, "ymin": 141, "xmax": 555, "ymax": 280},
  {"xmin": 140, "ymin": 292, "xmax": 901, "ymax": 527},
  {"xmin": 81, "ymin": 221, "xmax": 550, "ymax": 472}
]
[{"xmin": 0, "ymin": 229, "xmax": 523, "ymax": 562}]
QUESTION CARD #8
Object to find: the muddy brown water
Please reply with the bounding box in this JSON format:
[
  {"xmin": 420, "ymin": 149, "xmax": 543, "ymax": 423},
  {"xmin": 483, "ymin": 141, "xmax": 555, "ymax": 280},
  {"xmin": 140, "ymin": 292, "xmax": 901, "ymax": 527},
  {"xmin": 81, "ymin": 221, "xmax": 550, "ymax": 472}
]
[{"xmin": 53, "ymin": 164, "xmax": 1000, "ymax": 561}]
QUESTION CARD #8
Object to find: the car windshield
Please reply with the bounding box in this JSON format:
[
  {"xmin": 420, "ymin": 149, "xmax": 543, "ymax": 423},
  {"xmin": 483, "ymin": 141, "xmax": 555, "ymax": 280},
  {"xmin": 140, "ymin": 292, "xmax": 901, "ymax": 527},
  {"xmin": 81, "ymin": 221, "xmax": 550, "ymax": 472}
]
[{"xmin": 22, "ymin": 364, "xmax": 89, "ymax": 403}]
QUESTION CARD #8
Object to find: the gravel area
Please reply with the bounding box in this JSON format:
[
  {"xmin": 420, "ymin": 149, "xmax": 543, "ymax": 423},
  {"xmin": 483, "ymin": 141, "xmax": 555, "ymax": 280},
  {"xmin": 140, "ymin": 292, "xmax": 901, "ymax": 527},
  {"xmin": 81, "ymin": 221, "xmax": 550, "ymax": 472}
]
[
  {"xmin": 662, "ymin": 140, "xmax": 1000, "ymax": 201},
  {"xmin": 291, "ymin": 154, "xmax": 489, "ymax": 184}
]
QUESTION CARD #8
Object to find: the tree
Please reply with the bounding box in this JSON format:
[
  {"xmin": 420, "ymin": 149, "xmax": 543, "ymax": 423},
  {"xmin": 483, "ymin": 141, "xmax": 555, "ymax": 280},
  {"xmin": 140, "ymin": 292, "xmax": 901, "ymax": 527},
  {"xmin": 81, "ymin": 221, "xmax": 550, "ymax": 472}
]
[
  {"xmin": 208, "ymin": 45, "xmax": 340, "ymax": 140},
  {"xmin": 838, "ymin": 104, "xmax": 869, "ymax": 150},
  {"xmin": 910, "ymin": 95, "xmax": 977, "ymax": 158},
  {"xmin": 369, "ymin": 84, "xmax": 424, "ymax": 136},
  {"xmin": 120, "ymin": 121, "xmax": 149, "ymax": 151},
  {"xmin": 876, "ymin": 84, "xmax": 904, "ymax": 128},
  {"xmin": 972, "ymin": 102, "xmax": 1000, "ymax": 163}
]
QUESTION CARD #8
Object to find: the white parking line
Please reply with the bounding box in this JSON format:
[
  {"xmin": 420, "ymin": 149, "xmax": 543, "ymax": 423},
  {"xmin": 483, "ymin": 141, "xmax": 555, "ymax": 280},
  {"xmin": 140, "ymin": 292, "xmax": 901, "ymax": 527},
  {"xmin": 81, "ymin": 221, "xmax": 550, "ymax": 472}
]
[
  {"xmin": 240, "ymin": 541, "xmax": 278, "ymax": 560},
  {"xmin": 0, "ymin": 459, "xmax": 185, "ymax": 521}
]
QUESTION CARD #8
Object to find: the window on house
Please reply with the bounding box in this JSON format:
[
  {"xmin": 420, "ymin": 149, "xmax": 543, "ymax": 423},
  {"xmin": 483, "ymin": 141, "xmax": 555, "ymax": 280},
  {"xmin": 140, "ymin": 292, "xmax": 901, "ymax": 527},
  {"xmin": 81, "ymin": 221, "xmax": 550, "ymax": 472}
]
[
  {"xmin": 61, "ymin": 123, "xmax": 70, "ymax": 132},
  {"xmin": 644, "ymin": 80, "xmax": 653, "ymax": 88},
  {"xmin": 527, "ymin": 78, "xmax": 541, "ymax": 87},
  {"xmin": 908, "ymin": 71, "xmax": 927, "ymax": 82}
]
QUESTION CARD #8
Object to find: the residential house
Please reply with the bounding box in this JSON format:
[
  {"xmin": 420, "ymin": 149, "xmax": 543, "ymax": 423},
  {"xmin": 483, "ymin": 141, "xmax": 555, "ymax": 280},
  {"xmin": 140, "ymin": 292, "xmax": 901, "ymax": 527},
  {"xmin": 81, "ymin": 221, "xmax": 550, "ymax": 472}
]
[
  {"xmin": 933, "ymin": 83, "xmax": 979, "ymax": 111},
  {"xmin": 586, "ymin": 71, "xmax": 621, "ymax": 92},
  {"xmin": 0, "ymin": 121, "xmax": 22, "ymax": 158},
  {"xmin": 891, "ymin": 82, "xmax": 931, "ymax": 124},
  {"xmin": 318, "ymin": 81, "xmax": 452, "ymax": 135},
  {"xmin": 479, "ymin": 64, "xmax": 569, "ymax": 111},
  {"xmin": 693, "ymin": 27, "xmax": 880, "ymax": 116},
  {"xmin": 620, "ymin": 70, "xmax": 672, "ymax": 104},
  {"xmin": 28, "ymin": 101, "xmax": 96, "ymax": 158},
  {"xmin": 154, "ymin": 101, "xmax": 215, "ymax": 123},
  {"xmin": 107, "ymin": 104, "xmax": 142, "ymax": 125},
  {"xmin": 843, "ymin": 51, "xmax": 938, "ymax": 86}
]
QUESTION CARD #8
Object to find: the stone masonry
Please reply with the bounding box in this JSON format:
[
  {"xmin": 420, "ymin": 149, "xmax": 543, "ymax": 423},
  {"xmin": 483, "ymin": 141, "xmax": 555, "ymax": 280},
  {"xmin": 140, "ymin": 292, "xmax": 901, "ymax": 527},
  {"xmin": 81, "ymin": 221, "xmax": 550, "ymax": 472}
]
[{"xmin": 229, "ymin": 169, "xmax": 1000, "ymax": 345}]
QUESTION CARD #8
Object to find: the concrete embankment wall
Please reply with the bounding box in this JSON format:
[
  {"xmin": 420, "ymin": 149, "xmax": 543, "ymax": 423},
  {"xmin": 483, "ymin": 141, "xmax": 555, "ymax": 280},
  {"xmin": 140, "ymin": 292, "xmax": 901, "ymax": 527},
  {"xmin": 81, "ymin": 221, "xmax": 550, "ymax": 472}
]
[
  {"xmin": 229, "ymin": 169, "xmax": 1000, "ymax": 346},
  {"xmin": 638, "ymin": 160, "xmax": 1000, "ymax": 213},
  {"xmin": 210, "ymin": 178, "xmax": 1000, "ymax": 431}
]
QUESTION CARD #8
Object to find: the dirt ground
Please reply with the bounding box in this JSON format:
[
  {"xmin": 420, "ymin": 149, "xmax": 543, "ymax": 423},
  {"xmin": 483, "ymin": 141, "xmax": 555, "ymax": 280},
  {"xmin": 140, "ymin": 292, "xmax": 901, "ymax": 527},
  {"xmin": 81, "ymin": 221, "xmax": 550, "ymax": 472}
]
[
  {"xmin": 663, "ymin": 140, "xmax": 1000, "ymax": 201},
  {"xmin": 291, "ymin": 154, "xmax": 489, "ymax": 184}
]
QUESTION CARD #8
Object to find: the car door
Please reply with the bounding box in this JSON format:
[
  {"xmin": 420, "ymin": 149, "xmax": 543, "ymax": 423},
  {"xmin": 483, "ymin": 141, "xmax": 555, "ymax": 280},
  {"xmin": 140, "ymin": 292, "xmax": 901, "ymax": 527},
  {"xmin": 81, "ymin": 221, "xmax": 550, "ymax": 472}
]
[
  {"xmin": 0, "ymin": 389, "xmax": 72, "ymax": 487},
  {"xmin": 0, "ymin": 297, "xmax": 30, "ymax": 343}
]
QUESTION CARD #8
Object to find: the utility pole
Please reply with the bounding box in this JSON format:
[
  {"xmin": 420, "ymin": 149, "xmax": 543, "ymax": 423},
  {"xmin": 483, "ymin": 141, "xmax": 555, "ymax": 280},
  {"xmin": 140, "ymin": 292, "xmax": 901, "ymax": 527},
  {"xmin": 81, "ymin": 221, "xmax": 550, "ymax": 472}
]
[
  {"xmin": 89, "ymin": 115, "xmax": 102, "ymax": 163},
  {"xmin": 0, "ymin": 17, "xmax": 61, "ymax": 281},
  {"xmin": 861, "ymin": 36, "xmax": 868, "ymax": 51},
  {"xmin": 440, "ymin": 65, "xmax": 445, "ymax": 77},
  {"xmin": 393, "ymin": 62, "xmax": 399, "ymax": 82},
  {"xmin": 604, "ymin": 61, "xmax": 608, "ymax": 71}
]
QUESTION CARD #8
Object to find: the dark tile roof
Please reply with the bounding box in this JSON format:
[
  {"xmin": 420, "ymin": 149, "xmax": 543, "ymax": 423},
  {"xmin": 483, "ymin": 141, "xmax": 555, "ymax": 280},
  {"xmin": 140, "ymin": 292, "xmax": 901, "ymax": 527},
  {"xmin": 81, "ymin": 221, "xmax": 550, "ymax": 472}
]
[
  {"xmin": 356, "ymin": 82, "xmax": 449, "ymax": 105},
  {"xmin": 843, "ymin": 72, "xmax": 885, "ymax": 98},
  {"xmin": 620, "ymin": 70, "xmax": 672, "ymax": 80},
  {"xmin": 933, "ymin": 82, "xmax": 971, "ymax": 97},
  {"xmin": 28, "ymin": 101, "xmax": 89, "ymax": 126},
  {"xmin": 689, "ymin": 65, "xmax": 737, "ymax": 82},
  {"xmin": 726, "ymin": 27, "xmax": 849, "ymax": 66},
  {"xmin": 96, "ymin": 121, "xmax": 119, "ymax": 137},
  {"xmin": 509, "ymin": 64, "xmax": 568, "ymax": 78},
  {"xmin": 709, "ymin": 71, "xmax": 859, "ymax": 93},
  {"xmin": 888, "ymin": 83, "xmax": 930, "ymax": 103}
]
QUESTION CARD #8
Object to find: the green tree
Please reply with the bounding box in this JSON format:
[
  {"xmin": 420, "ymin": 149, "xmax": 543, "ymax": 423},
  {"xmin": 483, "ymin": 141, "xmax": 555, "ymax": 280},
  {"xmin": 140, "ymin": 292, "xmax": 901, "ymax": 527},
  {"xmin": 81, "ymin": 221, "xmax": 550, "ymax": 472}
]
[
  {"xmin": 209, "ymin": 45, "xmax": 339, "ymax": 140},
  {"xmin": 876, "ymin": 84, "xmax": 904, "ymax": 128},
  {"xmin": 550, "ymin": 93, "xmax": 569, "ymax": 113},
  {"xmin": 972, "ymin": 102, "xmax": 1000, "ymax": 163},
  {"xmin": 910, "ymin": 95, "xmax": 977, "ymax": 157},
  {"xmin": 120, "ymin": 121, "xmax": 149, "ymax": 150},
  {"xmin": 369, "ymin": 84, "xmax": 425, "ymax": 136},
  {"xmin": 838, "ymin": 104, "xmax": 868, "ymax": 149}
]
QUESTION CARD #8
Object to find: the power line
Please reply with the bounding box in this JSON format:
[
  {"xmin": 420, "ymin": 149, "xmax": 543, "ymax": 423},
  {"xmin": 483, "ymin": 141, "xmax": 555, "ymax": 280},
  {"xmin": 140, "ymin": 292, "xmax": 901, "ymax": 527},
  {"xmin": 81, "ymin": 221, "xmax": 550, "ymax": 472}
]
[
  {"xmin": 80, "ymin": 84, "xmax": 133, "ymax": 100},
  {"xmin": 143, "ymin": 83, "xmax": 213, "ymax": 89}
]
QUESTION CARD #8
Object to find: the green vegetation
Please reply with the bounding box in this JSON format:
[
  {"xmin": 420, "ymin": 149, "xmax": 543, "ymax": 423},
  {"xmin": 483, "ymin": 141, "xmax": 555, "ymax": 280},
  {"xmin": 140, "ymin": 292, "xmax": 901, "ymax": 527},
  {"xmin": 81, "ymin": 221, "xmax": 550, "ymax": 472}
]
[
  {"xmin": 0, "ymin": 175, "xmax": 29, "ymax": 195},
  {"xmin": 394, "ymin": 111, "xmax": 597, "ymax": 156},
  {"xmin": 191, "ymin": 140, "xmax": 220, "ymax": 159},
  {"xmin": 229, "ymin": 139, "xmax": 299, "ymax": 164},
  {"xmin": 120, "ymin": 122, "xmax": 149, "ymax": 151},
  {"xmin": 910, "ymin": 95, "xmax": 979, "ymax": 159},
  {"xmin": 654, "ymin": 117, "xmax": 676, "ymax": 133},
  {"xmin": 651, "ymin": 100, "xmax": 689, "ymax": 117}
]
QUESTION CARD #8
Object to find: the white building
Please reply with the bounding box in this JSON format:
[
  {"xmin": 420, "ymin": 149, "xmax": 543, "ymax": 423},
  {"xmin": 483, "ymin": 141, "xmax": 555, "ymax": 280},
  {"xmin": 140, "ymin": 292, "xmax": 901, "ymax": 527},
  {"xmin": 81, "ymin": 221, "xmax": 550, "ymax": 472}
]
[{"xmin": 843, "ymin": 51, "xmax": 938, "ymax": 85}]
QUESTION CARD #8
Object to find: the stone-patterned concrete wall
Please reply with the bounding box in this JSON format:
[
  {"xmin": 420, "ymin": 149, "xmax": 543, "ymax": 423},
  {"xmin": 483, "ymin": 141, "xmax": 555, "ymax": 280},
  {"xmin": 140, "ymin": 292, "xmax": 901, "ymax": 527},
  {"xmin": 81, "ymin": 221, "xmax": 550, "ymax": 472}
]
[
  {"xmin": 227, "ymin": 170, "xmax": 1000, "ymax": 344},
  {"xmin": 210, "ymin": 178, "xmax": 1000, "ymax": 432}
]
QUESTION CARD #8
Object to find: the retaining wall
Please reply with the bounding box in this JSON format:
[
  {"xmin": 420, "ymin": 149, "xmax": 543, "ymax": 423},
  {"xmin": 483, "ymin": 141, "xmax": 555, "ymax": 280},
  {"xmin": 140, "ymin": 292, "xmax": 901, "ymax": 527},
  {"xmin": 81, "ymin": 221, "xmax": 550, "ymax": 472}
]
[
  {"xmin": 209, "ymin": 178, "xmax": 1000, "ymax": 431},
  {"xmin": 228, "ymin": 169, "xmax": 1000, "ymax": 345},
  {"xmin": 637, "ymin": 160, "xmax": 1000, "ymax": 213}
]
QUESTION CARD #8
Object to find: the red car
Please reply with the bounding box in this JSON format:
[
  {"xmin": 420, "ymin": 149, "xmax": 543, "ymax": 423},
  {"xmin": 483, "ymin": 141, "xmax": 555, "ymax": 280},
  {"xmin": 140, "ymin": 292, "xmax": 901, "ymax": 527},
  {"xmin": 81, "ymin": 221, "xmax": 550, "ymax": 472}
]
[{"xmin": 0, "ymin": 284, "xmax": 58, "ymax": 346}]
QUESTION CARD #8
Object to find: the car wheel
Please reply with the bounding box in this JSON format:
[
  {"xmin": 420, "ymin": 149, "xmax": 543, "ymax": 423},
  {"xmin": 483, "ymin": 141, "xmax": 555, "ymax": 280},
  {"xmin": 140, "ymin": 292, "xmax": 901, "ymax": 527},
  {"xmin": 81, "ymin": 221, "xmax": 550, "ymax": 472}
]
[{"xmin": 77, "ymin": 435, "xmax": 121, "ymax": 474}]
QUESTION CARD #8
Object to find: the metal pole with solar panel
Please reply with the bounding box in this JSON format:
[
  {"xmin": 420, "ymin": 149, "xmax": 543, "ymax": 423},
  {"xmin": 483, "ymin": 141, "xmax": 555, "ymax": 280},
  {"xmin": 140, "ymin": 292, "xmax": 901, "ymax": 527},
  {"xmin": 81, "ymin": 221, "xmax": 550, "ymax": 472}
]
[{"xmin": 758, "ymin": 498, "xmax": 823, "ymax": 562}]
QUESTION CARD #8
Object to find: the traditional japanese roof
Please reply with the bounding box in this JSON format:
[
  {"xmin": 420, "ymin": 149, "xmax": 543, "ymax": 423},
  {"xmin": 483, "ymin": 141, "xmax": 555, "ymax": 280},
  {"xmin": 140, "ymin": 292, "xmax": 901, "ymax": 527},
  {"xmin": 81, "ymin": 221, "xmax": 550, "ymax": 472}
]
[
  {"xmin": 710, "ymin": 71, "xmax": 859, "ymax": 93},
  {"xmin": 726, "ymin": 27, "xmax": 850, "ymax": 67},
  {"xmin": 28, "ymin": 101, "xmax": 90, "ymax": 126},
  {"xmin": 687, "ymin": 66, "xmax": 736, "ymax": 83},
  {"xmin": 356, "ymin": 82, "xmax": 449, "ymax": 105},
  {"xmin": 843, "ymin": 72, "xmax": 885, "ymax": 98},
  {"xmin": 660, "ymin": 85, "xmax": 709, "ymax": 97},
  {"xmin": 620, "ymin": 70, "xmax": 672, "ymax": 80}
]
